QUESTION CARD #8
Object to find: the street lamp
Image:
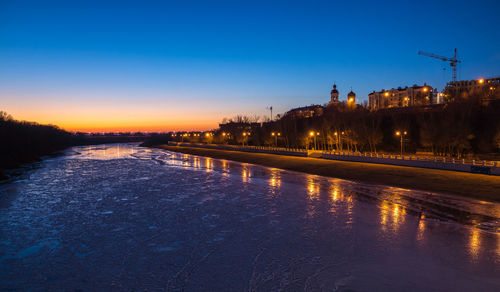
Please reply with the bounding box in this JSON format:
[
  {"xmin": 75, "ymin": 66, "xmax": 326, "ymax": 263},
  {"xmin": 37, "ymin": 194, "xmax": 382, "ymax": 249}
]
[
  {"xmin": 271, "ymin": 132, "xmax": 281, "ymax": 147},
  {"xmin": 221, "ymin": 132, "xmax": 231, "ymax": 144},
  {"xmin": 395, "ymin": 131, "xmax": 407, "ymax": 157},
  {"xmin": 309, "ymin": 131, "xmax": 320, "ymax": 150},
  {"xmin": 241, "ymin": 132, "xmax": 251, "ymax": 146},
  {"xmin": 333, "ymin": 132, "xmax": 340, "ymax": 151}
]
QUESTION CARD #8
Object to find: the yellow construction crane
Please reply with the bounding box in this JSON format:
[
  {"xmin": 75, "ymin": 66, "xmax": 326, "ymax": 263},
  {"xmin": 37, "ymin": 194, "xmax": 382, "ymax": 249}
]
[{"xmin": 418, "ymin": 48, "xmax": 461, "ymax": 82}]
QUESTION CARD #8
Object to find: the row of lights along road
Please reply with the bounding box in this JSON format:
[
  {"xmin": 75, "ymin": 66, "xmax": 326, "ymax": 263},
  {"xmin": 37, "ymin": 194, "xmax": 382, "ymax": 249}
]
[{"xmin": 175, "ymin": 130, "xmax": 409, "ymax": 153}]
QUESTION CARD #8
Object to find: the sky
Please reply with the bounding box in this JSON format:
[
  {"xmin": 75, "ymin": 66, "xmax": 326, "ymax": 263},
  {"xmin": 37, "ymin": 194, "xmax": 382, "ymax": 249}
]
[{"xmin": 1, "ymin": 0, "xmax": 499, "ymax": 132}]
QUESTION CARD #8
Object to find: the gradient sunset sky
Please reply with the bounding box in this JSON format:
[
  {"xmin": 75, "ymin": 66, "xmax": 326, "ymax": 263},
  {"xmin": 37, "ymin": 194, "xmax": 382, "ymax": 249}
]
[{"xmin": 1, "ymin": 0, "xmax": 499, "ymax": 132}]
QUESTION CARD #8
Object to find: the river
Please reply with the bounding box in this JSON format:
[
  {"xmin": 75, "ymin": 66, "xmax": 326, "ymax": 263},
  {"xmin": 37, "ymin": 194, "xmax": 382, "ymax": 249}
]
[{"xmin": 1, "ymin": 143, "xmax": 499, "ymax": 291}]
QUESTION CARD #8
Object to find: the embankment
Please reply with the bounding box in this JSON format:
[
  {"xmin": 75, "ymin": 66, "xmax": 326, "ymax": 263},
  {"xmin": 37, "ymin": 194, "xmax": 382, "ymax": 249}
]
[{"xmin": 155, "ymin": 145, "xmax": 500, "ymax": 203}]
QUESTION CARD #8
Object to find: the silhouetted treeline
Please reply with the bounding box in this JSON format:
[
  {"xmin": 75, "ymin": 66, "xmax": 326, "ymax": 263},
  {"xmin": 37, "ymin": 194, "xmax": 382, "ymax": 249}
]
[
  {"xmin": 0, "ymin": 111, "xmax": 149, "ymax": 180},
  {"xmin": 72, "ymin": 133, "xmax": 146, "ymax": 145},
  {"xmin": 173, "ymin": 96, "xmax": 500, "ymax": 159},
  {"xmin": 0, "ymin": 112, "xmax": 71, "ymax": 179},
  {"xmin": 139, "ymin": 133, "xmax": 173, "ymax": 147}
]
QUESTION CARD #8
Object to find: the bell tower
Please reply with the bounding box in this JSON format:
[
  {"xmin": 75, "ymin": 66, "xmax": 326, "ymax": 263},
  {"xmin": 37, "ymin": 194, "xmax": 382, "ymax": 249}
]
[
  {"xmin": 330, "ymin": 84, "xmax": 339, "ymax": 103},
  {"xmin": 347, "ymin": 89, "xmax": 356, "ymax": 109}
]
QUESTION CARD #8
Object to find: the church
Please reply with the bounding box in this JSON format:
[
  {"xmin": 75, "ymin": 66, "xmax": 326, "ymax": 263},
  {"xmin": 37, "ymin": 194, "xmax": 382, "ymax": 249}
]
[
  {"xmin": 284, "ymin": 83, "xmax": 357, "ymax": 118},
  {"xmin": 329, "ymin": 84, "xmax": 356, "ymax": 108}
]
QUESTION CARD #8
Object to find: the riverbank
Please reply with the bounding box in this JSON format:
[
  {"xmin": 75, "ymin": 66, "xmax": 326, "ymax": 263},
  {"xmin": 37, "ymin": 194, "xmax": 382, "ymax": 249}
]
[{"xmin": 155, "ymin": 145, "xmax": 500, "ymax": 203}]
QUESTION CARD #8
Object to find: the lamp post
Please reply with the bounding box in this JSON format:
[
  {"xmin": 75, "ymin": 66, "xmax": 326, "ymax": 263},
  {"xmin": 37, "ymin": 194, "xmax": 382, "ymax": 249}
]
[
  {"xmin": 242, "ymin": 132, "xmax": 246, "ymax": 146},
  {"xmin": 316, "ymin": 132, "xmax": 320, "ymax": 150},
  {"xmin": 334, "ymin": 132, "xmax": 341, "ymax": 151},
  {"xmin": 222, "ymin": 132, "xmax": 226, "ymax": 144},
  {"xmin": 242, "ymin": 132, "xmax": 250, "ymax": 146},
  {"xmin": 340, "ymin": 131, "xmax": 345, "ymax": 151},
  {"xmin": 309, "ymin": 131, "xmax": 319, "ymax": 150},
  {"xmin": 271, "ymin": 132, "xmax": 281, "ymax": 147},
  {"xmin": 395, "ymin": 131, "xmax": 407, "ymax": 157}
]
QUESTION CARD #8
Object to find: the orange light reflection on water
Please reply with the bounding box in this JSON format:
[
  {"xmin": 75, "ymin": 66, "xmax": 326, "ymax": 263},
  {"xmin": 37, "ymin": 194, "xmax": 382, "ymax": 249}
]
[
  {"xmin": 193, "ymin": 157, "xmax": 200, "ymax": 169},
  {"xmin": 221, "ymin": 160, "xmax": 230, "ymax": 177},
  {"xmin": 307, "ymin": 176, "xmax": 320, "ymax": 200},
  {"xmin": 80, "ymin": 144, "xmax": 137, "ymax": 160},
  {"xmin": 328, "ymin": 182, "xmax": 354, "ymax": 227},
  {"xmin": 469, "ymin": 227, "xmax": 481, "ymax": 262},
  {"xmin": 380, "ymin": 201, "xmax": 407, "ymax": 233},
  {"xmin": 416, "ymin": 214, "xmax": 426, "ymax": 242},
  {"xmin": 242, "ymin": 166, "xmax": 251, "ymax": 183},
  {"xmin": 205, "ymin": 158, "xmax": 213, "ymax": 172},
  {"xmin": 269, "ymin": 169, "xmax": 281, "ymax": 191}
]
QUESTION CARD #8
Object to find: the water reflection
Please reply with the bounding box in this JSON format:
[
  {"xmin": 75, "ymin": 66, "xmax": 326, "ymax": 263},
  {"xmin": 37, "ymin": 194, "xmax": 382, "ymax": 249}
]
[
  {"xmin": 416, "ymin": 214, "xmax": 426, "ymax": 242},
  {"xmin": 241, "ymin": 165, "xmax": 251, "ymax": 183},
  {"xmin": 469, "ymin": 227, "xmax": 481, "ymax": 262},
  {"xmin": 182, "ymin": 154, "xmax": 190, "ymax": 168},
  {"xmin": 205, "ymin": 157, "xmax": 213, "ymax": 172},
  {"xmin": 307, "ymin": 176, "xmax": 320, "ymax": 200},
  {"xmin": 221, "ymin": 160, "xmax": 228, "ymax": 171},
  {"xmin": 327, "ymin": 182, "xmax": 355, "ymax": 227},
  {"xmin": 220, "ymin": 160, "xmax": 229, "ymax": 177},
  {"xmin": 330, "ymin": 184, "xmax": 340, "ymax": 202},
  {"xmin": 161, "ymin": 147, "xmax": 499, "ymax": 268},
  {"xmin": 380, "ymin": 201, "xmax": 407, "ymax": 233},
  {"xmin": 345, "ymin": 193, "xmax": 354, "ymax": 226},
  {"xmin": 3, "ymin": 143, "xmax": 500, "ymax": 290},
  {"xmin": 268, "ymin": 168, "xmax": 281, "ymax": 191},
  {"xmin": 193, "ymin": 157, "xmax": 200, "ymax": 169},
  {"xmin": 77, "ymin": 144, "xmax": 138, "ymax": 160}
]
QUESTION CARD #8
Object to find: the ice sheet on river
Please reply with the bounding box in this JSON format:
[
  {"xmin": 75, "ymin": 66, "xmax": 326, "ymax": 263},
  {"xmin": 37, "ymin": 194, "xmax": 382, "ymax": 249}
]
[{"xmin": 1, "ymin": 143, "xmax": 499, "ymax": 291}]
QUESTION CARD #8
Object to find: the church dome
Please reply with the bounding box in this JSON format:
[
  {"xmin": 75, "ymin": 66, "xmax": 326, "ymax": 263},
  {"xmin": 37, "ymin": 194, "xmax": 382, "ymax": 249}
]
[
  {"xmin": 331, "ymin": 84, "xmax": 338, "ymax": 93},
  {"xmin": 347, "ymin": 90, "xmax": 356, "ymax": 97}
]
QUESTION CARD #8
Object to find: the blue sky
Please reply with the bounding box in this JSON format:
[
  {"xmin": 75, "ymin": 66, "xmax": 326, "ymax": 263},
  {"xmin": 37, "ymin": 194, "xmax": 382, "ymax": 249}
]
[{"xmin": 1, "ymin": 0, "xmax": 499, "ymax": 131}]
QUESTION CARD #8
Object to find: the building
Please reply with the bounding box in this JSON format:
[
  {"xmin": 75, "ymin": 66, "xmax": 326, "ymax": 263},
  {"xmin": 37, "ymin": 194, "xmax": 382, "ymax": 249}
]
[
  {"xmin": 347, "ymin": 90, "xmax": 356, "ymax": 109},
  {"xmin": 369, "ymin": 84, "xmax": 434, "ymax": 110},
  {"xmin": 329, "ymin": 84, "xmax": 339, "ymax": 104},
  {"xmin": 284, "ymin": 105, "xmax": 324, "ymax": 119},
  {"xmin": 218, "ymin": 121, "xmax": 261, "ymax": 136},
  {"xmin": 444, "ymin": 77, "xmax": 499, "ymax": 102},
  {"xmin": 328, "ymin": 84, "xmax": 357, "ymax": 109}
]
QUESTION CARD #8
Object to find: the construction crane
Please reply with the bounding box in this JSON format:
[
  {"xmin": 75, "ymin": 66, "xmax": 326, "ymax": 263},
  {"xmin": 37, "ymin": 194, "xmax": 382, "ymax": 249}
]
[{"xmin": 418, "ymin": 48, "xmax": 461, "ymax": 82}]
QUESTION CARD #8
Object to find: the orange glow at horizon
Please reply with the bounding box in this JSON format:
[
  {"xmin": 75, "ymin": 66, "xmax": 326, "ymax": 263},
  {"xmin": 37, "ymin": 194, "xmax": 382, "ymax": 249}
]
[
  {"xmin": 14, "ymin": 115, "xmax": 219, "ymax": 133},
  {"xmin": 2, "ymin": 99, "xmax": 227, "ymax": 132}
]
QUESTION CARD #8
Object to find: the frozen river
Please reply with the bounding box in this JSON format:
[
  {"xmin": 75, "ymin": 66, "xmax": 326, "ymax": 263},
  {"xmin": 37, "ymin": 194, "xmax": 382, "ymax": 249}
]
[{"xmin": 1, "ymin": 143, "xmax": 500, "ymax": 291}]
